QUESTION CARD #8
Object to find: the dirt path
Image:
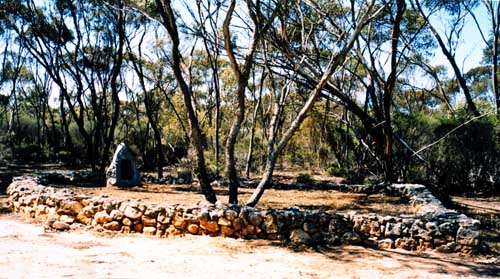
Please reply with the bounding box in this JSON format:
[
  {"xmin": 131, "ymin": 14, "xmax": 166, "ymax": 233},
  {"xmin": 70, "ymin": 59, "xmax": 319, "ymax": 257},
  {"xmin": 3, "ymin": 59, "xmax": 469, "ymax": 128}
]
[{"xmin": 0, "ymin": 215, "xmax": 498, "ymax": 279}]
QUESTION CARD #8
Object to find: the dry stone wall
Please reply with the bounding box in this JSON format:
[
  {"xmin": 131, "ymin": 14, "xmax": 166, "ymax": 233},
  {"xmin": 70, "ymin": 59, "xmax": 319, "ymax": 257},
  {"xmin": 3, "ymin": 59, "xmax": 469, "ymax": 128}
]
[{"xmin": 6, "ymin": 176, "xmax": 481, "ymax": 254}]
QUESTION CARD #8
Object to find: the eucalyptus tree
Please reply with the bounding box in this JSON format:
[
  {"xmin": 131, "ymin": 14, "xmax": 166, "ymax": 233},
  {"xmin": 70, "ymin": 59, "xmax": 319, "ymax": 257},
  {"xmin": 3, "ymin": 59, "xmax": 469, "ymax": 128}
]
[
  {"xmin": 414, "ymin": 0, "xmax": 480, "ymax": 117},
  {"xmin": 151, "ymin": 0, "xmax": 217, "ymax": 203},
  {"xmin": 246, "ymin": 0, "xmax": 382, "ymax": 206},
  {"xmin": 0, "ymin": 0, "xmax": 128, "ymax": 170},
  {"xmin": 466, "ymin": 1, "xmax": 500, "ymax": 112},
  {"xmin": 124, "ymin": 19, "xmax": 168, "ymax": 178},
  {"xmin": 221, "ymin": 0, "xmax": 279, "ymax": 203}
]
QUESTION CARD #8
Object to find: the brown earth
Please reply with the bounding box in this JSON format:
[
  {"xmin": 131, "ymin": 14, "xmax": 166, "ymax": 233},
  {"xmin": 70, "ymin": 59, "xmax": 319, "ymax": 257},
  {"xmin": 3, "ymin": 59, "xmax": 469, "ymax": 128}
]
[{"xmin": 0, "ymin": 213, "xmax": 498, "ymax": 279}]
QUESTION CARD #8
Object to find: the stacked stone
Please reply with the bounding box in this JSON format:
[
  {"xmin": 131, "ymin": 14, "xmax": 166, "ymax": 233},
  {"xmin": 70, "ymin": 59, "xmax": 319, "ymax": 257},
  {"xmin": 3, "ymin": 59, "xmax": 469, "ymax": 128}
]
[
  {"xmin": 6, "ymin": 176, "xmax": 481, "ymax": 254},
  {"xmin": 345, "ymin": 212, "xmax": 480, "ymax": 253}
]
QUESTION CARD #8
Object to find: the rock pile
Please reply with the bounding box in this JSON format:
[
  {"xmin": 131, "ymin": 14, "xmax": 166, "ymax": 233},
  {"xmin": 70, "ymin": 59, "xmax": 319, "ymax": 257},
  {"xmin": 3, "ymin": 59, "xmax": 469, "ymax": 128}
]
[{"xmin": 6, "ymin": 176, "xmax": 481, "ymax": 254}]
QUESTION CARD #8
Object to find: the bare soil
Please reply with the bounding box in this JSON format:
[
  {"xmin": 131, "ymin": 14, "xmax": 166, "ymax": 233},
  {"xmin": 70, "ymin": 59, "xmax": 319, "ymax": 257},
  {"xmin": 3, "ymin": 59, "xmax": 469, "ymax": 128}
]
[
  {"xmin": 451, "ymin": 196, "xmax": 500, "ymax": 256},
  {"xmin": 0, "ymin": 213, "xmax": 499, "ymax": 279}
]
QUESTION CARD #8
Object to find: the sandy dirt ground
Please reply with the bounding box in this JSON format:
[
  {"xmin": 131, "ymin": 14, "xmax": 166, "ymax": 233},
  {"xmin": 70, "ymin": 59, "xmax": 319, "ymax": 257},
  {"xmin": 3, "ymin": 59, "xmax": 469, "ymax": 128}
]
[{"xmin": 1, "ymin": 214, "xmax": 499, "ymax": 279}]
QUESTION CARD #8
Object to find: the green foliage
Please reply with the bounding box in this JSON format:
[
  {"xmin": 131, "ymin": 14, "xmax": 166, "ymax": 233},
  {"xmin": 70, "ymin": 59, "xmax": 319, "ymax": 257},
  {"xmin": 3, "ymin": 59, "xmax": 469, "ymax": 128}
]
[{"xmin": 393, "ymin": 110, "xmax": 500, "ymax": 196}]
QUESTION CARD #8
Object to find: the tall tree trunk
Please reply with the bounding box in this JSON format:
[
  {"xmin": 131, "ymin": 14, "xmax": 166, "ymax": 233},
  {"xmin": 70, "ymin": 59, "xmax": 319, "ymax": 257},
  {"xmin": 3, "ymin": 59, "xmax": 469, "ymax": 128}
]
[
  {"xmin": 156, "ymin": 0, "xmax": 216, "ymax": 203},
  {"xmin": 101, "ymin": 0, "xmax": 125, "ymax": 172},
  {"xmin": 222, "ymin": 0, "xmax": 277, "ymax": 204},
  {"xmin": 59, "ymin": 93, "xmax": 74, "ymax": 154},
  {"xmin": 245, "ymin": 72, "xmax": 265, "ymax": 179},
  {"xmin": 383, "ymin": 0, "xmax": 405, "ymax": 184}
]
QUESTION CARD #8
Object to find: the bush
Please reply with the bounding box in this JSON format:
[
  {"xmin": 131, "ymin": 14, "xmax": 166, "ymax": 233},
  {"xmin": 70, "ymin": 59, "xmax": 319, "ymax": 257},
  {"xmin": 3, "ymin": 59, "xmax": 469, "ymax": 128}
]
[{"xmin": 393, "ymin": 111, "xmax": 500, "ymax": 196}]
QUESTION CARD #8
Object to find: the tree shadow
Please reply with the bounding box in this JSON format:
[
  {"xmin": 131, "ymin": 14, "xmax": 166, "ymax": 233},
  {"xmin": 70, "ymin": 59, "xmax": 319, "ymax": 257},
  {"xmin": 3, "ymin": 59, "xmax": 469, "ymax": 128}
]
[{"xmin": 314, "ymin": 245, "xmax": 500, "ymax": 278}]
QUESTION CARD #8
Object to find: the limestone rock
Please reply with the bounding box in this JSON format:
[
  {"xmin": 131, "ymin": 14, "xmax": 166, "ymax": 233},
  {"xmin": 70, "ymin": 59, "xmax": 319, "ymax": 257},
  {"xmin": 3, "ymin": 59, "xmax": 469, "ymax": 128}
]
[
  {"xmin": 341, "ymin": 232, "xmax": 362, "ymax": 244},
  {"xmin": 232, "ymin": 218, "xmax": 245, "ymax": 231},
  {"xmin": 217, "ymin": 217, "xmax": 231, "ymax": 227},
  {"xmin": 52, "ymin": 221, "xmax": 70, "ymax": 230},
  {"xmin": 221, "ymin": 226, "xmax": 234, "ymax": 236},
  {"xmin": 142, "ymin": 215, "xmax": 157, "ymax": 227},
  {"xmin": 248, "ymin": 212, "xmax": 263, "ymax": 226},
  {"xmin": 57, "ymin": 200, "xmax": 83, "ymax": 216},
  {"xmin": 106, "ymin": 143, "xmax": 141, "ymax": 187},
  {"xmin": 122, "ymin": 217, "xmax": 132, "ymax": 226},
  {"xmin": 224, "ymin": 209, "xmax": 238, "ymax": 221},
  {"xmin": 110, "ymin": 209, "xmax": 124, "ymax": 221},
  {"xmin": 200, "ymin": 220, "xmax": 219, "ymax": 233},
  {"xmin": 378, "ymin": 238, "xmax": 394, "ymax": 249},
  {"xmin": 173, "ymin": 217, "xmax": 186, "ymax": 229},
  {"xmin": 124, "ymin": 206, "xmax": 143, "ymax": 220},
  {"xmin": 187, "ymin": 224, "xmax": 199, "ymax": 234},
  {"xmin": 456, "ymin": 226, "xmax": 480, "ymax": 246},
  {"xmin": 290, "ymin": 229, "xmax": 312, "ymax": 245},
  {"xmin": 60, "ymin": 215, "xmax": 75, "ymax": 224},
  {"xmin": 103, "ymin": 221, "xmax": 121, "ymax": 231},
  {"xmin": 384, "ymin": 222, "xmax": 403, "ymax": 237},
  {"xmin": 134, "ymin": 223, "xmax": 143, "ymax": 233},
  {"xmin": 94, "ymin": 211, "xmax": 113, "ymax": 224}
]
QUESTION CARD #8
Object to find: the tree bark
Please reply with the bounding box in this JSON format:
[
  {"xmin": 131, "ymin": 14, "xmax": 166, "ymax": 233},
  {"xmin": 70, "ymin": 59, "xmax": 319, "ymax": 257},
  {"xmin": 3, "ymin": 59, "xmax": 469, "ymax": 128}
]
[{"xmin": 156, "ymin": 0, "xmax": 216, "ymax": 203}]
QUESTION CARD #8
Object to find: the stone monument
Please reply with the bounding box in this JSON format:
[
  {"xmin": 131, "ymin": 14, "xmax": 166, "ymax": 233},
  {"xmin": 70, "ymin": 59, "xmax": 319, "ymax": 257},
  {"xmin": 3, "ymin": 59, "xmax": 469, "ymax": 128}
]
[{"xmin": 106, "ymin": 143, "xmax": 141, "ymax": 187}]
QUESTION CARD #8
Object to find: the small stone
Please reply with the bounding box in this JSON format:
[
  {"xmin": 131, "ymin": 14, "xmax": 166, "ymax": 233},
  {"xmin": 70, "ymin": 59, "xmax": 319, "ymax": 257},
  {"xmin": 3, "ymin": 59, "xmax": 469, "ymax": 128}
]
[
  {"xmin": 52, "ymin": 221, "xmax": 70, "ymax": 230},
  {"xmin": 221, "ymin": 226, "xmax": 234, "ymax": 236},
  {"xmin": 232, "ymin": 218, "xmax": 245, "ymax": 231},
  {"xmin": 143, "ymin": 226, "xmax": 156, "ymax": 236},
  {"xmin": 248, "ymin": 212, "xmax": 263, "ymax": 226},
  {"xmin": 438, "ymin": 222, "xmax": 454, "ymax": 235},
  {"xmin": 121, "ymin": 226, "xmax": 131, "ymax": 233},
  {"xmin": 110, "ymin": 210, "xmax": 124, "ymax": 221},
  {"xmin": 384, "ymin": 222, "xmax": 403, "ymax": 237},
  {"xmin": 225, "ymin": 209, "xmax": 238, "ymax": 221},
  {"xmin": 173, "ymin": 218, "xmax": 186, "ymax": 229},
  {"xmin": 425, "ymin": 222, "xmax": 437, "ymax": 232},
  {"xmin": 124, "ymin": 206, "xmax": 143, "ymax": 220},
  {"xmin": 200, "ymin": 220, "xmax": 219, "ymax": 233},
  {"xmin": 456, "ymin": 226, "xmax": 480, "ymax": 246},
  {"xmin": 187, "ymin": 224, "xmax": 199, "ymax": 234},
  {"xmin": 134, "ymin": 223, "xmax": 143, "ymax": 233},
  {"xmin": 122, "ymin": 217, "xmax": 132, "ymax": 226},
  {"xmin": 60, "ymin": 215, "xmax": 75, "ymax": 224},
  {"xmin": 142, "ymin": 215, "xmax": 157, "ymax": 227},
  {"xmin": 76, "ymin": 211, "xmax": 91, "ymax": 225},
  {"xmin": 378, "ymin": 238, "xmax": 394, "ymax": 249},
  {"xmin": 103, "ymin": 221, "xmax": 121, "ymax": 231},
  {"xmin": 57, "ymin": 200, "xmax": 83, "ymax": 216},
  {"xmin": 246, "ymin": 224, "xmax": 256, "ymax": 235},
  {"xmin": 94, "ymin": 211, "xmax": 113, "ymax": 224},
  {"xmin": 341, "ymin": 232, "xmax": 362, "ymax": 244},
  {"xmin": 303, "ymin": 222, "xmax": 318, "ymax": 234},
  {"xmin": 218, "ymin": 217, "xmax": 231, "ymax": 227},
  {"xmin": 290, "ymin": 229, "xmax": 312, "ymax": 245}
]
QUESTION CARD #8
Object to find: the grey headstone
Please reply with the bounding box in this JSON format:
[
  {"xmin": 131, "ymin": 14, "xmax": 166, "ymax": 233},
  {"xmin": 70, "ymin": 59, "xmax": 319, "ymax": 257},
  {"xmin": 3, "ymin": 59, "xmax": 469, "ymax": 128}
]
[{"xmin": 106, "ymin": 143, "xmax": 141, "ymax": 187}]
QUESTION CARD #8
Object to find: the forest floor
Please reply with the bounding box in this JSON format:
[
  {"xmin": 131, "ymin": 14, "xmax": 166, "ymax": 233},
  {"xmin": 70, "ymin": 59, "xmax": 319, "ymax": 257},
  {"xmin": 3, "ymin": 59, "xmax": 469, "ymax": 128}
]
[{"xmin": 0, "ymin": 164, "xmax": 499, "ymax": 278}]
